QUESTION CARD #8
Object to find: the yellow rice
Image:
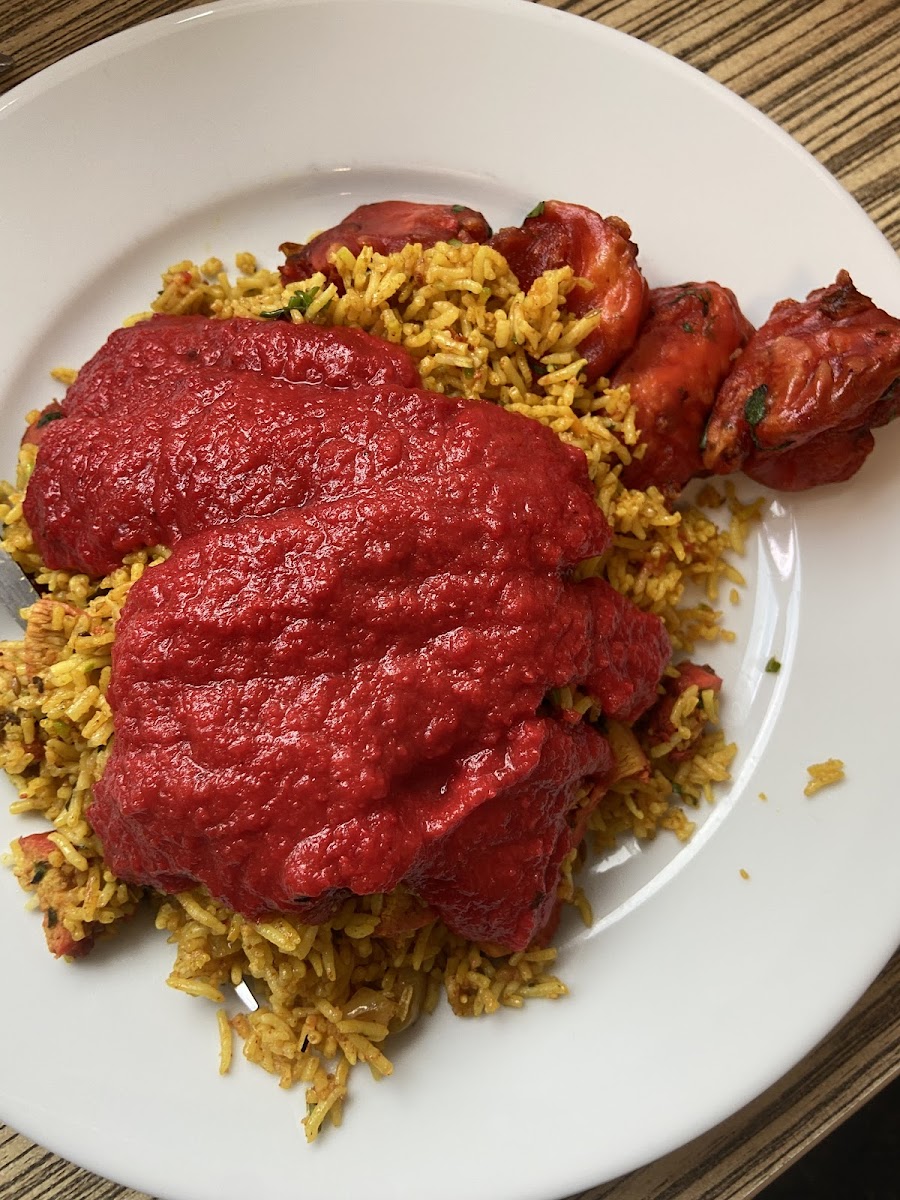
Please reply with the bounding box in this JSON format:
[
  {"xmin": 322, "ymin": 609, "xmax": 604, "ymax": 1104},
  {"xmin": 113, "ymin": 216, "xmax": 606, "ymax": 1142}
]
[
  {"xmin": 804, "ymin": 758, "xmax": 845, "ymax": 796},
  {"xmin": 0, "ymin": 239, "xmax": 756, "ymax": 1140}
]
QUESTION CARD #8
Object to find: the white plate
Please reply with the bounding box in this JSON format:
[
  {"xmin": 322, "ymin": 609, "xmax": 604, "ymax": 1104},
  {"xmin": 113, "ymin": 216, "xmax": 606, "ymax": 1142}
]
[{"xmin": 1, "ymin": 2, "xmax": 899, "ymax": 1197}]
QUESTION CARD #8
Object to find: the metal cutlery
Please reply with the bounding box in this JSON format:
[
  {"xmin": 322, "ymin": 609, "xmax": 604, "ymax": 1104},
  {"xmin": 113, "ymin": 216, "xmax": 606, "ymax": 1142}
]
[{"xmin": 0, "ymin": 548, "xmax": 38, "ymax": 628}]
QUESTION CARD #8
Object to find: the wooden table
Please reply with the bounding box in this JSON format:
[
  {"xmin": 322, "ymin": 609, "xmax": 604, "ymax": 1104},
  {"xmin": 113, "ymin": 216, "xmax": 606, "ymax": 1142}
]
[{"xmin": 0, "ymin": 1, "xmax": 898, "ymax": 1197}]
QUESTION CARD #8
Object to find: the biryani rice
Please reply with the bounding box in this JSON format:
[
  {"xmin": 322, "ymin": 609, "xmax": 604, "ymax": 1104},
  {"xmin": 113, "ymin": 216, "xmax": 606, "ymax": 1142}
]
[
  {"xmin": 804, "ymin": 758, "xmax": 845, "ymax": 796},
  {"xmin": 0, "ymin": 238, "xmax": 753, "ymax": 1140}
]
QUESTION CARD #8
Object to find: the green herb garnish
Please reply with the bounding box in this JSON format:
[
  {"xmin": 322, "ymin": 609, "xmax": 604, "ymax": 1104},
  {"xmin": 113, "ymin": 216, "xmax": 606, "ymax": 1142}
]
[
  {"xmin": 678, "ymin": 285, "xmax": 711, "ymax": 315},
  {"xmin": 260, "ymin": 285, "xmax": 321, "ymax": 321},
  {"xmin": 525, "ymin": 201, "xmax": 545, "ymax": 219},
  {"xmin": 451, "ymin": 204, "xmax": 465, "ymax": 213},
  {"xmin": 36, "ymin": 409, "xmax": 64, "ymax": 428},
  {"xmin": 46, "ymin": 907, "xmax": 58, "ymax": 929},
  {"xmin": 765, "ymin": 656, "xmax": 782, "ymax": 674},
  {"xmin": 447, "ymin": 238, "xmax": 463, "ymax": 247},
  {"xmin": 682, "ymin": 321, "xmax": 694, "ymax": 334},
  {"xmin": 31, "ymin": 861, "xmax": 49, "ymax": 886},
  {"xmin": 288, "ymin": 286, "xmax": 320, "ymax": 314},
  {"xmin": 744, "ymin": 385, "xmax": 768, "ymax": 431}
]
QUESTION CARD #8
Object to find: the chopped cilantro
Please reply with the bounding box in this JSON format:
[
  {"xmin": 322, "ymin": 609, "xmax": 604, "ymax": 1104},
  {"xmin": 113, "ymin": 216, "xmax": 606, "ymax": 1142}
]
[
  {"xmin": 451, "ymin": 204, "xmax": 465, "ymax": 213},
  {"xmin": 36, "ymin": 409, "xmax": 64, "ymax": 428},
  {"xmin": 287, "ymin": 286, "xmax": 320, "ymax": 314},
  {"xmin": 682, "ymin": 321, "xmax": 694, "ymax": 334},
  {"xmin": 46, "ymin": 907, "xmax": 58, "ymax": 928},
  {"xmin": 31, "ymin": 861, "xmax": 49, "ymax": 885},
  {"xmin": 765, "ymin": 656, "xmax": 782, "ymax": 674},
  {"xmin": 744, "ymin": 385, "xmax": 768, "ymax": 429},
  {"xmin": 525, "ymin": 201, "xmax": 545, "ymax": 219},
  {"xmin": 259, "ymin": 286, "xmax": 321, "ymax": 321},
  {"xmin": 679, "ymin": 285, "xmax": 711, "ymax": 315}
]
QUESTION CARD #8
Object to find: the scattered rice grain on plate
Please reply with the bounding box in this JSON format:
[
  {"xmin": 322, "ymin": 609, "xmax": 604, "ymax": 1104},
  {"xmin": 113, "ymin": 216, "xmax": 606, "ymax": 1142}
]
[{"xmin": 804, "ymin": 759, "xmax": 845, "ymax": 796}]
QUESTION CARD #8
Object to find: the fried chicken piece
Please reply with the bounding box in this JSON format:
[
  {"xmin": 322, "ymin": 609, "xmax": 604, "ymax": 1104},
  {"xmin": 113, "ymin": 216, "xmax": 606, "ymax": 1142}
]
[
  {"xmin": 490, "ymin": 200, "xmax": 649, "ymax": 382},
  {"xmin": 611, "ymin": 283, "xmax": 754, "ymax": 495},
  {"xmin": 21, "ymin": 402, "xmax": 64, "ymax": 447},
  {"xmin": 279, "ymin": 200, "xmax": 491, "ymax": 286},
  {"xmin": 642, "ymin": 661, "xmax": 722, "ymax": 763},
  {"xmin": 14, "ymin": 832, "xmax": 94, "ymax": 959},
  {"xmin": 703, "ymin": 271, "xmax": 900, "ymax": 490},
  {"xmin": 741, "ymin": 424, "xmax": 877, "ymax": 491}
]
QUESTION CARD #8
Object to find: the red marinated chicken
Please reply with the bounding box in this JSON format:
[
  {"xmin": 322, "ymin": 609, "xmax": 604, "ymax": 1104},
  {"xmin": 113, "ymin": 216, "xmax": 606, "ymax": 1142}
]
[
  {"xmin": 642, "ymin": 662, "xmax": 723, "ymax": 763},
  {"xmin": 280, "ymin": 200, "xmax": 491, "ymax": 286},
  {"xmin": 490, "ymin": 200, "xmax": 649, "ymax": 382},
  {"xmin": 611, "ymin": 283, "xmax": 754, "ymax": 495},
  {"xmin": 57, "ymin": 313, "xmax": 421, "ymax": 418},
  {"xmin": 21, "ymin": 403, "xmax": 64, "ymax": 447},
  {"xmin": 90, "ymin": 484, "xmax": 667, "ymax": 949},
  {"xmin": 406, "ymin": 718, "xmax": 609, "ymax": 948},
  {"xmin": 13, "ymin": 833, "xmax": 95, "ymax": 959},
  {"xmin": 28, "ymin": 317, "xmax": 671, "ymax": 952},
  {"xmin": 703, "ymin": 271, "xmax": 900, "ymax": 489},
  {"xmin": 25, "ymin": 319, "xmax": 609, "ymax": 577}
]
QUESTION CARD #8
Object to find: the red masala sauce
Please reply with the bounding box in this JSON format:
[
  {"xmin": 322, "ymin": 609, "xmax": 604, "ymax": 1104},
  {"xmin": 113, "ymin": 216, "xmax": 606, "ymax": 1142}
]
[{"xmin": 25, "ymin": 316, "xmax": 670, "ymax": 951}]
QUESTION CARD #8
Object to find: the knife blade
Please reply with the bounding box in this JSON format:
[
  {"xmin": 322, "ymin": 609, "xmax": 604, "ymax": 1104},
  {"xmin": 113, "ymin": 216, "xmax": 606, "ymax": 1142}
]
[{"xmin": 0, "ymin": 550, "xmax": 38, "ymax": 629}]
